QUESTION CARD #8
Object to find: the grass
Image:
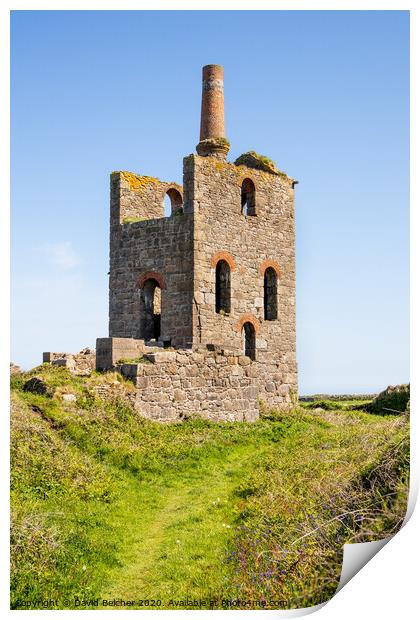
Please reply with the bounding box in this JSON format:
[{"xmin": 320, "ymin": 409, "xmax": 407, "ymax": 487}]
[
  {"xmin": 10, "ymin": 366, "xmax": 409, "ymax": 610},
  {"xmin": 115, "ymin": 356, "xmax": 151, "ymax": 365},
  {"xmin": 122, "ymin": 216, "xmax": 147, "ymax": 224},
  {"xmin": 234, "ymin": 151, "xmax": 289, "ymax": 180},
  {"xmin": 300, "ymin": 399, "xmax": 372, "ymax": 411}
]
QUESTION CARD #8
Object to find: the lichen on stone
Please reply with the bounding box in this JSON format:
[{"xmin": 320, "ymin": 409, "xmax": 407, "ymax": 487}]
[
  {"xmin": 117, "ymin": 171, "xmax": 160, "ymax": 192},
  {"xmin": 199, "ymin": 137, "xmax": 230, "ymax": 149},
  {"xmin": 207, "ymin": 158, "xmax": 231, "ymax": 171},
  {"xmin": 122, "ymin": 215, "xmax": 147, "ymax": 224},
  {"xmin": 234, "ymin": 151, "xmax": 287, "ymax": 179}
]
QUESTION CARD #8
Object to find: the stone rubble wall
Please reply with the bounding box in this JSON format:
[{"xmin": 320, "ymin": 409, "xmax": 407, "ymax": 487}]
[
  {"xmin": 109, "ymin": 173, "xmax": 194, "ymax": 348},
  {"xmin": 107, "ymin": 151, "xmax": 298, "ymax": 416},
  {"xmin": 184, "ymin": 154, "xmax": 298, "ymax": 407},
  {"xmin": 112, "ymin": 171, "xmax": 183, "ymax": 222},
  {"xmin": 88, "ymin": 380, "xmax": 137, "ymax": 407},
  {"xmin": 43, "ymin": 348, "xmax": 96, "ymax": 376},
  {"xmin": 118, "ymin": 346, "xmax": 259, "ymax": 423},
  {"xmin": 96, "ymin": 337, "xmax": 147, "ymax": 371},
  {"xmin": 10, "ymin": 362, "xmax": 22, "ymax": 375}
]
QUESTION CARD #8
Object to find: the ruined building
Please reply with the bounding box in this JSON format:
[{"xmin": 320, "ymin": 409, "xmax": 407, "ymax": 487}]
[{"xmin": 95, "ymin": 64, "xmax": 298, "ymax": 422}]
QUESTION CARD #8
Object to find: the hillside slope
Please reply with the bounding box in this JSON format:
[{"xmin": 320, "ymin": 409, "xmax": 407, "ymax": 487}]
[{"xmin": 10, "ymin": 366, "xmax": 409, "ymax": 610}]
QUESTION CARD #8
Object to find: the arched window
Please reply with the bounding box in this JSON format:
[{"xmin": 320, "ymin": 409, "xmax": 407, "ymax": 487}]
[
  {"xmin": 215, "ymin": 260, "xmax": 231, "ymax": 314},
  {"xmin": 241, "ymin": 178, "xmax": 256, "ymax": 216},
  {"xmin": 164, "ymin": 188, "xmax": 183, "ymax": 217},
  {"xmin": 140, "ymin": 278, "xmax": 161, "ymax": 341},
  {"xmin": 242, "ymin": 322, "xmax": 256, "ymax": 360},
  {"xmin": 264, "ymin": 267, "xmax": 278, "ymax": 320}
]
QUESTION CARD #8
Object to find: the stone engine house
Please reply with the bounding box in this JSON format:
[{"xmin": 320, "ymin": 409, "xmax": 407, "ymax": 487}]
[{"xmin": 96, "ymin": 64, "xmax": 298, "ymax": 422}]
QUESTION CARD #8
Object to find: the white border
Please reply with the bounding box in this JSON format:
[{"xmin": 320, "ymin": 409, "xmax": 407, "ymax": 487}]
[{"xmin": 2, "ymin": 2, "xmax": 417, "ymax": 619}]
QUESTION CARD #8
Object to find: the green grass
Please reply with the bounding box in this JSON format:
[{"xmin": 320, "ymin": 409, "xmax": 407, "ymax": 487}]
[
  {"xmin": 10, "ymin": 366, "xmax": 409, "ymax": 610},
  {"xmin": 115, "ymin": 356, "xmax": 151, "ymax": 364},
  {"xmin": 122, "ymin": 216, "xmax": 147, "ymax": 224},
  {"xmin": 299, "ymin": 399, "xmax": 372, "ymax": 411}
]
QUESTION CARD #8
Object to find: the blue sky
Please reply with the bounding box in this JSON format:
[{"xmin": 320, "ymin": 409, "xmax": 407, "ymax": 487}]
[{"xmin": 11, "ymin": 10, "xmax": 409, "ymax": 393}]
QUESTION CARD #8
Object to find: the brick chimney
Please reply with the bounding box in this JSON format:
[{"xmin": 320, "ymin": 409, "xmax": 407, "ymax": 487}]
[{"xmin": 196, "ymin": 64, "xmax": 229, "ymax": 159}]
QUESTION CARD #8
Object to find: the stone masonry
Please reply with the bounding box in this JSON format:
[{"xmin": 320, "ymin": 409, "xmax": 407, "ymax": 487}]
[
  {"xmin": 100, "ymin": 64, "xmax": 298, "ymax": 421},
  {"xmin": 119, "ymin": 346, "xmax": 259, "ymax": 423},
  {"xmin": 43, "ymin": 348, "xmax": 96, "ymax": 376}
]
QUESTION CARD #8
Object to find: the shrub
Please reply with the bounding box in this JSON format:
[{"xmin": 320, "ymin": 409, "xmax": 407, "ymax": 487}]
[{"xmin": 367, "ymin": 384, "xmax": 410, "ymax": 415}]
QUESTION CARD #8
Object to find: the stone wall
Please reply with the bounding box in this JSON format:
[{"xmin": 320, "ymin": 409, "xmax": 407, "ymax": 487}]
[
  {"xmin": 112, "ymin": 171, "xmax": 183, "ymax": 222},
  {"xmin": 185, "ymin": 154, "xmax": 297, "ymax": 406},
  {"xmin": 96, "ymin": 337, "xmax": 147, "ymax": 371},
  {"xmin": 43, "ymin": 348, "xmax": 96, "ymax": 376},
  {"xmin": 107, "ymin": 151, "xmax": 298, "ymax": 413},
  {"xmin": 109, "ymin": 172, "xmax": 194, "ymax": 348},
  {"xmin": 10, "ymin": 362, "xmax": 21, "ymax": 375},
  {"xmin": 118, "ymin": 346, "xmax": 259, "ymax": 423}
]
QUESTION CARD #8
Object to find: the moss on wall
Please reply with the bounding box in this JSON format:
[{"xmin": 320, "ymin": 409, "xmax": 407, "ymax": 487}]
[
  {"xmin": 122, "ymin": 216, "xmax": 148, "ymax": 224},
  {"xmin": 199, "ymin": 137, "xmax": 230, "ymax": 149},
  {"xmin": 234, "ymin": 151, "xmax": 291, "ymax": 182}
]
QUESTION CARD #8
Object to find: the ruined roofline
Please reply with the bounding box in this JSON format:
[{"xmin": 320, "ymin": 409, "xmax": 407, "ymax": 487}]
[
  {"xmin": 113, "ymin": 157, "xmax": 297, "ymax": 189},
  {"xmin": 111, "ymin": 171, "xmax": 184, "ymax": 224},
  {"xmin": 233, "ymin": 151, "xmax": 297, "ymax": 185},
  {"xmin": 111, "ymin": 171, "xmax": 182, "ymax": 194},
  {"xmin": 183, "ymin": 153, "xmax": 297, "ymax": 188}
]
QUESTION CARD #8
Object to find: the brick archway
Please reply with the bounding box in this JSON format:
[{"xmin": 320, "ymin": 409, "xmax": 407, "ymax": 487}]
[
  {"xmin": 136, "ymin": 271, "xmax": 167, "ymax": 290},
  {"xmin": 210, "ymin": 251, "xmax": 236, "ymax": 271},
  {"xmin": 163, "ymin": 183, "xmax": 183, "ymax": 198},
  {"xmin": 259, "ymin": 259, "xmax": 281, "ymax": 277},
  {"xmin": 236, "ymin": 314, "xmax": 261, "ymax": 335},
  {"xmin": 163, "ymin": 185, "xmax": 183, "ymax": 215},
  {"xmin": 236, "ymin": 171, "xmax": 258, "ymax": 188}
]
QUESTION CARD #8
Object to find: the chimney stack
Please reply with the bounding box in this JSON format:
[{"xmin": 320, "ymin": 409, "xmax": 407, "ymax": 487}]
[{"xmin": 196, "ymin": 64, "xmax": 229, "ymax": 159}]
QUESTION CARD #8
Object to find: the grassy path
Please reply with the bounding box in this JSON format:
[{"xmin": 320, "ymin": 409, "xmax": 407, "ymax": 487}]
[
  {"xmin": 11, "ymin": 368, "xmax": 409, "ymax": 610},
  {"xmin": 101, "ymin": 442, "xmax": 262, "ymax": 607}
]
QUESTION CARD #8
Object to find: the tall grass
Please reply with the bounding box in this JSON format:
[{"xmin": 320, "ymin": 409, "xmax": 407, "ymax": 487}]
[{"xmin": 10, "ymin": 366, "xmax": 409, "ymax": 610}]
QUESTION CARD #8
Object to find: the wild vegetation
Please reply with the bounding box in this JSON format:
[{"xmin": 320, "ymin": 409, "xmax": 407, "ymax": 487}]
[
  {"xmin": 10, "ymin": 366, "xmax": 409, "ymax": 610},
  {"xmin": 234, "ymin": 151, "xmax": 289, "ymax": 181}
]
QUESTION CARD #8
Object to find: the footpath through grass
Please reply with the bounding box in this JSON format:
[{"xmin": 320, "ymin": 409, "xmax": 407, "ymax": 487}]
[
  {"xmin": 102, "ymin": 441, "xmax": 261, "ymax": 605},
  {"xmin": 10, "ymin": 366, "xmax": 409, "ymax": 610}
]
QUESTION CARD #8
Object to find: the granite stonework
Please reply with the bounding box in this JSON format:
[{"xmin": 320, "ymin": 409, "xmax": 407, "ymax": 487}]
[
  {"xmin": 43, "ymin": 348, "xmax": 96, "ymax": 376},
  {"xmin": 109, "ymin": 173, "xmax": 193, "ymax": 349},
  {"xmin": 118, "ymin": 346, "xmax": 259, "ymax": 423},
  {"xmin": 100, "ymin": 64, "xmax": 298, "ymax": 421}
]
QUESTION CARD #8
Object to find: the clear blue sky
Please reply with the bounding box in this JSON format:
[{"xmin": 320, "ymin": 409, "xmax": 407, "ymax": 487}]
[{"xmin": 11, "ymin": 10, "xmax": 409, "ymax": 393}]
